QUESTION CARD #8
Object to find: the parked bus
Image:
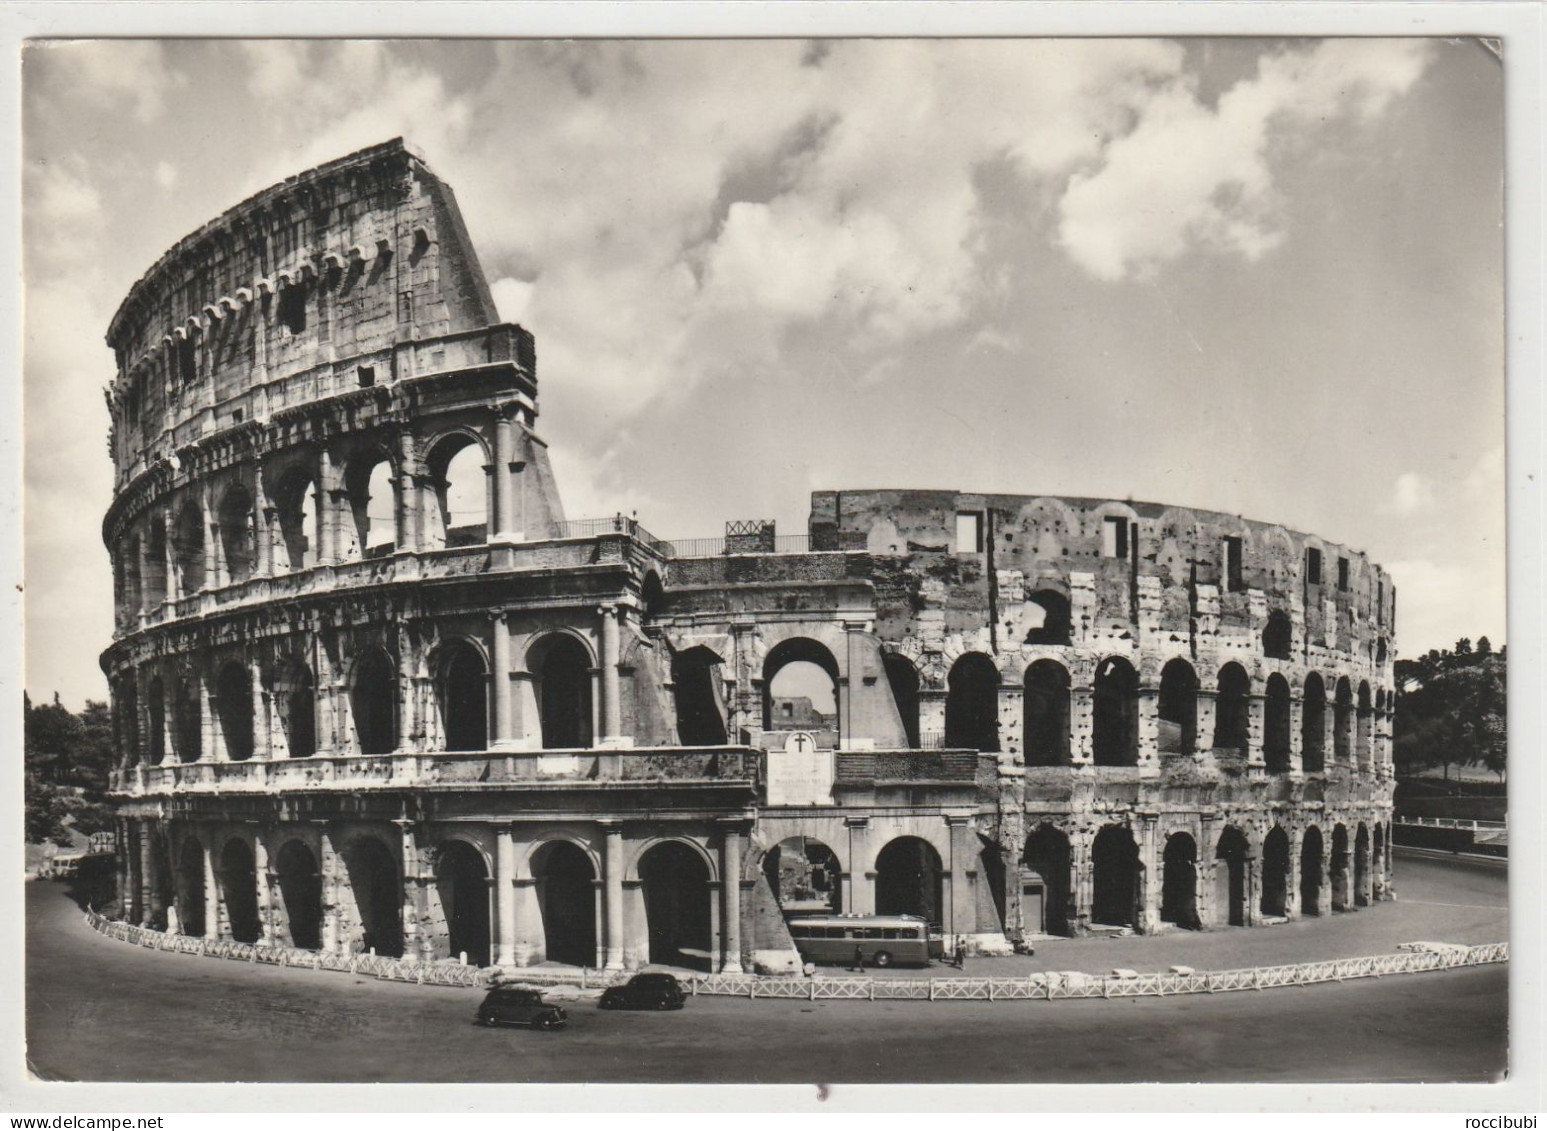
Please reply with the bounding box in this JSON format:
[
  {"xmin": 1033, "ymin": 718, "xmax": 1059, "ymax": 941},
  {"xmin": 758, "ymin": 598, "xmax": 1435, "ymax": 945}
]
[{"xmin": 786, "ymin": 914, "xmax": 944, "ymax": 968}]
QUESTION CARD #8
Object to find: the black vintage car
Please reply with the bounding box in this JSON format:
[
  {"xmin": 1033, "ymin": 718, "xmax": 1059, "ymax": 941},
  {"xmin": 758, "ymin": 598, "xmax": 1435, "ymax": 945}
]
[
  {"xmin": 476, "ymin": 987, "xmax": 568, "ymax": 1030},
  {"xmin": 598, "ymin": 972, "xmax": 687, "ymax": 1011}
]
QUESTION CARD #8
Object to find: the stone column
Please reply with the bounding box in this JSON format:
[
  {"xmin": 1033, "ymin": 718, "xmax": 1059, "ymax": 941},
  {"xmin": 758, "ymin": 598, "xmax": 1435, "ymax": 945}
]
[
  {"xmin": 496, "ymin": 827, "xmax": 517, "ymax": 966},
  {"xmin": 602, "ymin": 820, "xmax": 625, "ymax": 969},
  {"xmin": 599, "ymin": 605, "xmax": 624, "ymax": 745},
  {"xmin": 202, "ymin": 837, "xmax": 221, "ymax": 940},
  {"xmin": 199, "ymin": 673, "xmax": 219, "ymax": 762},
  {"xmin": 1136, "ymin": 686, "xmax": 1160, "ymax": 773},
  {"xmin": 490, "ymin": 611, "xmax": 512, "ymax": 747},
  {"xmin": 1071, "ymin": 832, "xmax": 1092, "ymax": 933},
  {"xmin": 163, "ymin": 509, "xmax": 179, "ymax": 602},
  {"xmin": 201, "ymin": 486, "xmax": 220, "ymax": 591},
  {"xmin": 396, "ymin": 626, "xmax": 415, "ymax": 753},
  {"xmin": 493, "ymin": 409, "xmax": 518, "ymax": 540},
  {"xmin": 397, "ymin": 431, "xmax": 420, "ymax": 554},
  {"xmin": 399, "ymin": 821, "xmax": 424, "ymax": 961},
  {"xmin": 1070, "ymin": 686, "xmax": 1094, "ymax": 765},
  {"xmin": 1138, "ymin": 813, "xmax": 1161, "ymax": 934},
  {"xmin": 946, "ymin": 814, "xmax": 976, "ymax": 938},
  {"xmin": 844, "ymin": 816, "xmax": 873, "ymax": 914},
  {"xmin": 252, "ymin": 665, "xmax": 270, "ymax": 761},
  {"xmin": 253, "ymin": 469, "xmax": 272, "ymax": 578},
  {"xmin": 1246, "ymin": 848, "xmax": 1263, "ymax": 926},
  {"xmin": 1246, "ymin": 693, "xmax": 1266, "ymax": 768},
  {"xmin": 1195, "ymin": 689, "xmax": 1218, "ymax": 755},
  {"xmin": 1289, "ymin": 698, "xmax": 1304, "ymax": 774},
  {"xmin": 320, "ymin": 829, "xmax": 343, "ymax": 954},
  {"xmin": 136, "ymin": 533, "xmax": 153, "ymax": 622},
  {"xmin": 315, "ymin": 449, "xmax": 335, "ymax": 565},
  {"xmin": 254, "ymin": 834, "xmax": 276, "ymax": 945},
  {"xmin": 719, "ymin": 820, "xmax": 745, "ymax": 973},
  {"xmin": 115, "ymin": 818, "xmax": 131, "ymax": 919},
  {"xmin": 1285, "ymin": 833, "xmax": 1302, "ymax": 922},
  {"xmin": 131, "ymin": 819, "xmax": 149, "ymax": 926},
  {"xmin": 1196, "ymin": 816, "xmax": 1218, "ymax": 928}
]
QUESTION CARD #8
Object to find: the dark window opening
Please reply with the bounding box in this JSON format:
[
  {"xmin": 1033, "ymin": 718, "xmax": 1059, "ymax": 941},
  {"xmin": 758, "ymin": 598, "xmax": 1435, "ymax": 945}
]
[
  {"xmin": 1023, "ymin": 660, "xmax": 1071, "ymax": 766},
  {"xmin": 435, "ymin": 840, "xmax": 491, "ymax": 966},
  {"xmin": 535, "ymin": 635, "xmax": 594, "ymax": 749},
  {"xmin": 1306, "ymin": 547, "xmax": 1322, "ymax": 585},
  {"xmin": 279, "ymin": 284, "xmax": 307, "ymax": 334},
  {"xmin": 1092, "ymin": 656, "xmax": 1139, "ymax": 766},
  {"xmin": 673, "ymin": 646, "xmax": 728, "ymax": 746},
  {"xmin": 215, "ymin": 663, "xmax": 254, "ymax": 762},
  {"xmin": 1262, "ymin": 609, "xmax": 1292, "ymax": 660},
  {"xmin": 1301, "ymin": 673, "xmax": 1326, "ymax": 772},
  {"xmin": 1215, "ymin": 826, "xmax": 1249, "ymax": 927},
  {"xmin": 945, "ymin": 653, "xmax": 1000, "ymax": 752},
  {"xmin": 875, "ymin": 837, "xmax": 943, "ymax": 925},
  {"xmin": 1224, "ymin": 536, "xmax": 1244, "ymax": 593},
  {"xmin": 441, "ymin": 642, "xmax": 489, "ymax": 752},
  {"xmin": 177, "ymin": 334, "xmax": 198, "ymax": 386},
  {"xmin": 1091, "ymin": 825, "xmax": 1141, "ymax": 928},
  {"xmin": 1337, "ymin": 557, "xmax": 1350, "ymax": 592},
  {"xmin": 1264, "ymin": 674, "xmax": 1292, "ymax": 773},
  {"xmin": 532, "ymin": 840, "xmax": 598, "ymax": 966},
  {"xmin": 1157, "ymin": 659, "xmax": 1198, "ymax": 754},
  {"xmin": 351, "ymin": 651, "xmax": 398, "ymax": 756},
  {"xmin": 1023, "ymin": 590, "xmax": 1072, "ymax": 645},
  {"xmin": 1213, "ymin": 663, "xmax": 1250, "ymax": 755},
  {"xmin": 1161, "ymin": 833, "xmax": 1201, "ymax": 930},
  {"xmin": 882, "ymin": 653, "xmax": 921, "ymax": 749},
  {"xmin": 357, "ymin": 365, "xmax": 376, "ymax": 388}
]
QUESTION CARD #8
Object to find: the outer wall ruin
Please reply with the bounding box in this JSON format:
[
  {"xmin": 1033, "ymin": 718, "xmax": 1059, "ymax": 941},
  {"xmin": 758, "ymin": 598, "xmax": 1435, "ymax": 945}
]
[{"xmin": 103, "ymin": 140, "xmax": 1396, "ymax": 975}]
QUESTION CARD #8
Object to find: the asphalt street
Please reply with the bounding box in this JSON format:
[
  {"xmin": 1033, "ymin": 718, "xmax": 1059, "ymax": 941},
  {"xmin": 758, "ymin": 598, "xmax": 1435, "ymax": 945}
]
[{"xmin": 25, "ymin": 851, "xmax": 1508, "ymax": 1084}]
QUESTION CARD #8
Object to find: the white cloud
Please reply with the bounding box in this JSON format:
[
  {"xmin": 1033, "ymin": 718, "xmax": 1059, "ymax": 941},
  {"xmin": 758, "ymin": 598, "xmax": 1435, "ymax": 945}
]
[
  {"xmin": 42, "ymin": 41, "xmax": 182, "ymax": 123},
  {"xmin": 1385, "ymin": 471, "xmax": 1436, "ymax": 515},
  {"xmin": 490, "ymin": 277, "xmax": 535, "ymax": 324},
  {"xmin": 153, "ymin": 161, "xmax": 178, "ymax": 190},
  {"xmin": 1058, "ymin": 39, "xmax": 1433, "ymax": 282}
]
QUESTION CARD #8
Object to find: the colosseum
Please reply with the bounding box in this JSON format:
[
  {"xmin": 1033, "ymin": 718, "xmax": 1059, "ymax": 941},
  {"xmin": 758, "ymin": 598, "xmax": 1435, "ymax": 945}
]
[{"xmin": 102, "ymin": 139, "xmax": 1396, "ymax": 975}]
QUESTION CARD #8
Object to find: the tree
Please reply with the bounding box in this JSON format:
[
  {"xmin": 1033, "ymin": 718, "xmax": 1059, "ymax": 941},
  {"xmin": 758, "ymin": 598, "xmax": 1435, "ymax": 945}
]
[
  {"xmin": 24, "ymin": 692, "xmax": 123, "ymax": 844},
  {"xmin": 1393, "ymin": 642, "xmax": 1506, "ymax": 781}
]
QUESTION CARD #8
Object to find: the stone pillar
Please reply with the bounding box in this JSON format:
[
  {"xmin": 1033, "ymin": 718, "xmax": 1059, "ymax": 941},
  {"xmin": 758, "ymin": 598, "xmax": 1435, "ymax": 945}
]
[
  {"xmin": 254, "ymin": 835, "xmax": 276, "ymax": 945},
  {"xmin": 1284, "ymin": 833, "xmax": 1302, "ymax": 922},
  {"xmin": 199, "ymin": 673, "xmax": 218, "ymax": 762},
  {"xmin": 320, "ymin": 829, "xmax": 343, "ymax": 954},
  {"xmin": 399, "ymin": 821, "xmax": 425, "ymax": 961},
  {"xmin": 1195, "ymin": 689, "xmax": 1218, "ymax": 755},
  {"xmin": 946, "ymin": 814, "xmax": 976, "ymax": 938},
  {"xmin": 136, "ymin": 533, "xmax": 153, "ymax": 621},
  {"xmin": 163, "ymin": 509, "xmax": 179, "ymax": 602},
  {"xmin": 719, "ymin": 820, "xmax": 745, "ymax": 973},
  {"xmin": 999, "ymin": 682, "xmax": 1025, "ymax": 761},
  {"xmin": 490, "ymin": 611, "xmax": 512, "ymax": 746},
  {"xmin": 1071, "ymin": 832, "xmax": 1093, "ymax": 933},
  {"xmin": 202, "ymin": 837, "xmax": 221, "ymax": 940},
  {"xmin": 1136, "ymin": 686, "xmax": 1160, "ymax": 773},
  {"xmin": 315, "ymin": 449, "xmax": 335, "ymax": 565},
  {"xmin": 252, "ymin": 666, "xmax": 270, "ymax": 761},
  {"xmin": 844, "ymin": 816, "xmax": 873, "ymax": 914},
  {"xmin": 1196, "ymin": 816, "xmax": 1218, "ymax": 928},
  {"xmin": 132, "ymin": 820, "xmax": 150, "ymax": 926},
  {"xmin": 253, "ymin": 469, "xmax": 272, "ymax": 578},
  {"xmin": 396, "ymin": 626, "xmax": 415, "ymax": 753},
  {"xmin": 1138, "ymin": 814, "xmax": 1161, "ymax": 934},
  {"xmin": 115, "ymin": 818, "xmax": 131, "ymax": 919},
  {"xmin": 397, "ymin": 431, "xmax": 420, "ymax": 554},
  {"xmin": 1246, "ymin": 693, "xmax": 1265, "ymax": 768},
  {"xmin": 1070, "ymin": 686, "xmax": 1094, "ymax": 765},
  {"xmin": 1289, "ymin": 698, "xmax": 1304, "ymax": 774},
  {"xmin": 201, "ymin": 486, "xmax": 219, "ymax": 591},
  {"xmin": 496, "ymin": 827, "xmax": 517, "ymax": 966},
  {"xmin": 1246, "ymin": 848, "xmax": 1263, "ymax": 926},
  {"xmin": 493, "ymin": 409, "xmax": 518, "ymax": 540},
  {"xmin": 602, "ymin": 820, "xmax": 625, "ymax": 969},
  {"xmin": 599, "ymin": 605, "xmax": 624, "ymax": 745}
]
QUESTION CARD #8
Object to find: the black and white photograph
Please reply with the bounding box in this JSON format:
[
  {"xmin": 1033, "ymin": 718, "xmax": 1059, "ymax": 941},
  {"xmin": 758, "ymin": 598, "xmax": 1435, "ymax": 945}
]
[{"xmin": 8, "ymin": 6, "xmax": 1539, "ymax": 1111}]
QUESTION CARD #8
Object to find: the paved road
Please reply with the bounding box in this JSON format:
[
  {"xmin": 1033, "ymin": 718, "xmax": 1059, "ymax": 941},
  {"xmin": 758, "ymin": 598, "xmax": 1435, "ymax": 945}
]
[{"xmin": 25, "ymin": 852, "xmax": 1507, "ymax": 1084}]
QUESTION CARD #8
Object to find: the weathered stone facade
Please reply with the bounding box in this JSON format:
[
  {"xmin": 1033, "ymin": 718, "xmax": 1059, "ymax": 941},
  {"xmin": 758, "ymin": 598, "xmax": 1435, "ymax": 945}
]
[{"xmin": 105, "ymin": 140, "xmax": 1395, "ymax": 976}]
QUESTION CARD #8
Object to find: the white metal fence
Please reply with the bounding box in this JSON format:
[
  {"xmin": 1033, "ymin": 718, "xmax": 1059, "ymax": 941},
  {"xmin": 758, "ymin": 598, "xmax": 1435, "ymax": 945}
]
[{"xmin": 84, "ymin": 909, "xmax": 1506, "ymax": 1003}]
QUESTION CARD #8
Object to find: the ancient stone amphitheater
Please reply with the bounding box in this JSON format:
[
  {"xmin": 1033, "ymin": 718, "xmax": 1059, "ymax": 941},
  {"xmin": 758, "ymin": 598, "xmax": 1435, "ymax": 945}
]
[{"xmin": 103, "ymin": 140, "xmax": 1395, "ymax": 975}]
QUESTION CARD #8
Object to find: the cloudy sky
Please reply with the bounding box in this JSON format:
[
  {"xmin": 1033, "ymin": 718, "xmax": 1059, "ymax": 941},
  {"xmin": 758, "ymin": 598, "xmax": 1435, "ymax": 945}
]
[{"xmin": 23, "ymin": 37, "xmax": 1504, "ymax": 707}]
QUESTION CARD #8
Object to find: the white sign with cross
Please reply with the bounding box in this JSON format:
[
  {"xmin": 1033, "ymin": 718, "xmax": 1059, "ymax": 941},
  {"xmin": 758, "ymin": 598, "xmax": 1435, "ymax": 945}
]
[{"xmin": 767, "ymin": 731, "xmax": 834, "ymax": 805}]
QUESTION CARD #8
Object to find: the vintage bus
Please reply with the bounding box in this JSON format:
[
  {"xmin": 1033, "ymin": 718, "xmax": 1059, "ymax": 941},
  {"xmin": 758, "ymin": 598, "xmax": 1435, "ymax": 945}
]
[{"xmin": 786, "ymin": 914, "xmax": 944, "ymax": 968}]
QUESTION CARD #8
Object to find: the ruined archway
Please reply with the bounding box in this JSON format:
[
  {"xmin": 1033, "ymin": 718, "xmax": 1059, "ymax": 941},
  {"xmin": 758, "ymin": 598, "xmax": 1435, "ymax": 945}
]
[
  {"xmin": 272, "ymin": 468, "xmax": 317, "ymax": 573},
  {"xmin": 439, "ymin": 640, "xmax": 488, "ymax": 752},
  {"xmin": 219, "ymin": 838, "xmax": 261, "ymax": 944},
  {"xmin": 217, "ymin": 485, "xmax": 256, "ymax": 585},
  {"xmin": 762, "ymin": 637, "xmax": 840, "ymax": 740},
  {"xmin": 279, "ymin": 663, "xmax": 316, "ymax": 758},
  {"xmin": 347, "ymin": 453, "xmax": 398, "ymax": 559},
  {"xmin": 875, "ymin": 836, "xmax": 944, "ymax": 926},
  {"xmin": 882, "ymin": 653, "xmax": 921, "ymax": 749},
  {"xmin": 172, "ymin": 503, "xmax": 205, "ymax": 595},
  {"xmin": 172, "ymin": 674, "xmax": 202, "ymax": 764},
  {"xmin": 342, "ymin": 836, "xmax": 402, "ymax": 958},
  {"xmin": 763, "ymin": 836, "xmax": 842, "ymax": 913},
  {"xmin": 1215, "ymin": 826, "xmax": 1250, "ymax": 927},
  {"xmin": 1354, "ymin": 822, "xmax": 1370, "ymax": 907},
  {"xmin": 1091, "ymin": 825, "xmax": 1142, "ymax": 929},
  {"xmin": 1023, "ymin": 660, "xmax": 1070, "ymax": 766},
  {"xmin": 426, "ymin": 434, "xmax": 487, "ymax": 549},
  {"xmin": 1262, "ymin": 609, "xmax": 1292, "ymax": 660},
  {"xmin": 434, "ymin": 840, "xmax": 490, "ymax": 966},
  {"xmin": 1302, "ymin": 672, "xmax": 1326, "ymax": 772},
  {"xmin": 1300, "ymin": 826, "xmax": 1324, "ymax": 916},
  {"xmin": 638, "ymin": 840, "xmax": 713, "ymax": 971},
  {"xmin": 1214, "ymin": 663, "xmax": 1250, "ymax": 755},
  {"xmin": 1158, "ymin": 658, "xmax": 1198, "ymax": 755},
  {"xmin": 532, "ymin": 840, "xmax": 597, "ymax": 967},
  {"xmin": 1023, "ymin": 590, "xmax": 1072, "ymax": 645},
  {"xmin": 1092, "ymin": 657, "xmax": 1138, "ymax": 766},
  {"xmin": 533, "ymin": 634, "xmax": 594, "ymax": 749},
  {"xmin": 1261, "ymin": 826, "xmax": 1290, "ymax": 918},
  {"xmin": 1264, "ymin": 674, "xmax": 1292, "ymax": 773},
  {"xmin": 350, "ymin": 649, "xmax": 397, "ymax": 756},
  {"xmin": 1334, "ymin": 677, "xmax": 1353, "ymax": 763},
  {"xmin": 1161, "ymin": 832, "xmax": 1200, "ymax": 930},
  {"xmin": 945, "ymin": 653, "xmax": 1000, "ymax": 752},
  {"xmin": 672, "ymin": 645, "xmax": 728, "ymax": 746},
  {"xmin": 214, "ymin": 662, "xmax": 254, "ymax": 762},
  {"xmin": 176, "ymin": 838, "xmax": 205, "ymax": 938},
  {"xmin": 1330, "ymin": 823, "xmax": 1350, "ymax": 912},
  {"xmin": 1021, "ymin": 824, "xmax": 1072, "ymax": 937},
  {"xmin": 275, "ymin": 840, "xmax": 322, "ymax": 950}
]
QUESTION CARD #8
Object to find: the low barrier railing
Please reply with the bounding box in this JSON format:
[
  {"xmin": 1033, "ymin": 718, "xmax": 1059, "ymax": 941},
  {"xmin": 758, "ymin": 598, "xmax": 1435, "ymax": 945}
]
[
  {"xmin": 1395, "ymin": 815, "xmax": 1507, "ymax": 831},
  {"xmin": 84, "ymin": 908, "xmax": 1506, "ymax": 1003}
]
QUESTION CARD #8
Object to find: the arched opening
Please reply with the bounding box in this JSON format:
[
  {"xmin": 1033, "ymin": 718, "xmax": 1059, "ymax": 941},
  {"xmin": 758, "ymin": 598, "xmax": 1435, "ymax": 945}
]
[
  {"xmin": 882, "ymin": 653, "xmax": 921, "ymax": 749},
  {"xmin": 350, "ymin": 650, "xmax": 397, "ymax": 756},
  {"xmin": 532, "ymin": 635, "xmax": 594, "ymax": 749},
  {"xmin": 1302, "ymin": 673, "xmax": 1326, "ymax": 772},
  {"xmin": 273, "ymin": 469, "xmax": 318, "ymax": 573},
  {"xmin": 1262, "ymin": 609, "xmax": 1292, "ymax": 660},
  {"xmin": 1092, "ymin": 656, "xmax": 1139, "ymax": 766},
  {"xmin": 638, "ymin": 841, "xmax": 712, "ymax": 971},
  {"xmin": 1261, "ymin": 826, "xmax": 1290, "ymax": 918},
  {"xmin": 1377, "ymin": 637, "xmax": 1389, "ymax": 666},
  {"xmin": 147, "ymin": 829, "xmax": 172, "ymax": 931},
  {"xmin": 1091, "ymin": 825, "xmax": 1141, "ymax": 928},
  {"xmin": 219, "ymin": 839, "xmax": 261, "ymax": 943},
  {"xmin": 1334, "ymin": 678, "xmax": 1353, "ymax": 763},
  {"xmin": 1356, "ymin": 681, "xmax": 1373, "ymax": 768},
  {"xmin": 143, "ymin": 522, "xmax": 168, "ymax": 606},
  {"xmin": 762, "ymin": 836, "xmax": 842, "ymax": 913},
  {"xmin": 1022, "ymin": 824, "xmax": 1072, "ymax": 937},
  {"xmin": 1264, "ymin": 674, "xmax": 1292, "ymax": 773},
  {"xmin": 1373, "ymin": 823, "xmax": 1385, "ymax": 898},
  {"xmin": 172, "ymin": 504, "xmax": 205, "ymax": 595},
  {"xmin": 1300, "ymin": 826, "xmax": 1324, "ymax": 916},
  {"xmin": 147, "ymin": 677, "xmax": 166, "ymax": 764},
  {"xmin": 1330, "ymin": 824, "xmax": 1350, "ymax": 912},
  {"xmin": 1157, "ymin": 659, "xmax": 1198, "ymax": 755},
  {"xmin": 762, "ymin": 638, "xmax": 839, "ymax": 741},
  {"xmin": 1023, "ymin": 589, "xmax": 1072, "ymax": 645},
  {"xmin": 275, "ymin": 840, "xmax": 322, "ymax": 950},
  {"xmin": 439, "ymin": 640, "xmax": 488, "ymax": 752},
  {"xmin": 1213, "ymin": 662, "xmax": 1250, "ymax": 755},
  {"xmin": 214, "ymin": 663, "xmax": 254, "ymax": 762},
  {"xmin": 173, "ymin": 674, "xmax": 202, "ymax": 763},
  {"xmin": 176, "ymin": 838, "xmax": 205, "ymax": 937},
  {"xmin": 1214, "ymin": 826, "xmax": 1250, "ymax": 927},
  {"xmin": 426, "ymin": 435, "xmax": 488, "ymax": 549},
  {"xmin": 1354, "ymin": 822, "xmax": 1370, "ymax": 907},
  {"xmin": 672, "ymin": 645, "xmax": 728, "ymax": 746},
  {"xmin": 531, "ymin": 841, "xmax": 598, "ymax": 967},
  {"xmin": 875, "ymin": 837, "xmax": 944, "ymax": 926},
  {"xmin": 640, "ymin": 572, "xmax": 666, "ymax": 621},
  {"xmin": 1023, "ymin": 660, "xmax": 1070, "ymax": 766},
  {"xmin": 342, "ymin": 837, "xmax": 402, "ymax": 957},
  {"xmin": 434, "ymin": 841, "xmax": 491, "ymax": 966},
  {"xmin": 280, "ymin": 663, "xmax": 316, "ymax": 758},
  {"xmin": 118, "ymin": 678, "xmax": 140, "ymax": 767},
  {"xmin": 348, "ymin": 454, "xmax": 398, "ymax": 559},
  {"xmin": 945, "ymin": 653, "xmax": 1000, "ymax": 752},
  {"xmin": 1161, "ymin": 832, "xmax": 1200, "ymax": 930},
  {"xmin": 217, "ymin": 485, "xmax": 256, "ymax": 585}
]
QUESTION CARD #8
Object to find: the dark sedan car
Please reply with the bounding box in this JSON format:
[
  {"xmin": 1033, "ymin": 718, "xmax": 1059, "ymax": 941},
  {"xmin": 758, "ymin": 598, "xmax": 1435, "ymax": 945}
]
[
  {"xmin": 598, "ymin": 972, "xmax": 687, "ymax": 1011},
  {"xmin": 476, "ymin": 987, "xmax": 568, "ymax": 1030}
]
